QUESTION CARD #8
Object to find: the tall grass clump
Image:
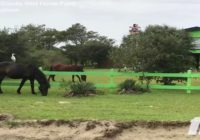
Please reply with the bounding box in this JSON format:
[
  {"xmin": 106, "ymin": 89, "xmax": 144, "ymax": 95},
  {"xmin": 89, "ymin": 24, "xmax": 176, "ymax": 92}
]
[
  {"xmin": 119, "ymin": 79, "xmax": 148, "ymax": 94},
  {"xmin": 63, "ymin": 82, "xmax": 96, "ymax": 96}
]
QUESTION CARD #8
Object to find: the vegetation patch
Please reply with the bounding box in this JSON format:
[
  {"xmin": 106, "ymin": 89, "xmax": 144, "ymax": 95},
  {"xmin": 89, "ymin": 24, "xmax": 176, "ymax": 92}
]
[
  {"xmin": 0, "ymin": 114, "xmax": 14, "ymax": 122},
  {"xmin": 64, "ymin": 82, "xmax": 97, "ymax": 96},
  {"xmin": 118, "ymin": 79, "xmax": 148, "ymax": 94}
]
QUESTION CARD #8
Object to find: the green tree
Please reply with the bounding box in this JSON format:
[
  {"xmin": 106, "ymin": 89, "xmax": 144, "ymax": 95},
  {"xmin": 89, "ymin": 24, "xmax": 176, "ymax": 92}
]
[
  {"xmin": 61, "ymin": 23, "xmax": 114, "ymax": 65},
  {"xmin": 0, "ymin": 29, "xmax": 27, "ymax": 62},
  {"xmin": 0, "ymin": 29, "xmax": 9, "ymax": 59},
  {"xmin": 40, "ymin": 28, "xmax": 58, "ymax": 50},
  {"xmin": 0, "ymin": 23, "xmax": 114, "ymax": 67},
  {"xmin": 111, "ymin": 25, "xmax": 194, "ymax": 84},
  {"xmin": 134, "ymin": 25, "xmax": 194, "ymax": 73},
  {"xmin": 17, "ymin": 24, "xmax": 46, "ymax": 48},
  {"xmin": 14, "ymin": 24, "xmax": 62, "ymax": 66},
  {"xmin": 61, "ymin": 23, "xmax": 97, "ymax": 64},
  {"xmin": 110, "ymin": 35, "xmax": 137, "ymax": 69},
  {"xmin": 17, "ymin": 24, "xmax": 59, "ymax": 50},
  {"xmin": 84, "ymin": 40, "xmax": 112, "ymax": 67},
  {"xmin": 65, "ymin": 23, "xmax": 88, "ymax": 46}
]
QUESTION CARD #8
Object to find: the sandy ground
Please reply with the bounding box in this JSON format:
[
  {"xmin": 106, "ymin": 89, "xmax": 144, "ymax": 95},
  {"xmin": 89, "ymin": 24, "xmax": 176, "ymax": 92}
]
[{"xmin": 0, "ymin": 114, "xmax": 200, "ymax": 140}]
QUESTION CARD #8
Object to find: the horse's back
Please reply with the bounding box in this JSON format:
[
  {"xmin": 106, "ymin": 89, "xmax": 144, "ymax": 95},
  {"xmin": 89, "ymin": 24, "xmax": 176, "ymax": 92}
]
[
  {"xmin": 51, "ymin": 64, "xmax": 83, "ymax": 71},
  {"xmin": 0, "ymin": 61, "xmax": 12, "ymax": 67},
  {"xmin": 0, "ymin": 62, "xmax": 13, "ymax": 73},
  {"xmin": 0, "ymin": 62, "xmax": 35, "ymax": 78}
]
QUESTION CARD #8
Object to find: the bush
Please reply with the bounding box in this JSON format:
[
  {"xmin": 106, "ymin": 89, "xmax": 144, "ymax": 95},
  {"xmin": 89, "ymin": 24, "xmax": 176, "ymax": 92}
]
[
  {"xmin": 65, "ymin": 82, "xmax": 96, "ymax": 96},
  {"xmin": 119, "ymin": 79, "xmax": 148, "ymax": 94}
]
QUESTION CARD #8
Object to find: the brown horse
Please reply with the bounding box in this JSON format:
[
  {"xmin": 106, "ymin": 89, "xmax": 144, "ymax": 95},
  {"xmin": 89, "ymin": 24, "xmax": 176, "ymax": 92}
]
[{"xmin": 48, "ymin": 64, "xmax": 87, "ymax": 82}]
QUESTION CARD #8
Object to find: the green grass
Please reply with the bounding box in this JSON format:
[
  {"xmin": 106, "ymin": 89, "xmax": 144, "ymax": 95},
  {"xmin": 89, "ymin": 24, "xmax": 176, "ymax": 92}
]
[
  {"xmin": 0, "ymin": 87, "xmax": 200, "ymax": 121},
  {"xmin": 1, "ymin": 69, "xmax": 200, "ymax": 121}
]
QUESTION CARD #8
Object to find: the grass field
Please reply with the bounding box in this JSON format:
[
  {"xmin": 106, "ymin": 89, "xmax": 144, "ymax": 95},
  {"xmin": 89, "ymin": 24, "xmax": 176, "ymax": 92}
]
[
  {"xmin": 0, "ymin": 69, "xmax": 200, "ymax": 121},
  {"xmin": 1, "ymin": 88, "xmax": 200, "ymax": 121}
]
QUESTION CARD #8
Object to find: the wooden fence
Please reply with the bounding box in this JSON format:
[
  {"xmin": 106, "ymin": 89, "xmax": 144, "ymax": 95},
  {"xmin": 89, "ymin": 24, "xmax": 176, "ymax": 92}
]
[{"xmin": 2, "ymin": 69, "xmax": 200, "ymax": 93}]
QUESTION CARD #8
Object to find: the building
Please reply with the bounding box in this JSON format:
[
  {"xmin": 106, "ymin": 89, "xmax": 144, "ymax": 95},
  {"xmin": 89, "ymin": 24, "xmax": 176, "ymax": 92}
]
[{"xmin": 185, "ymin": 27, "xmax": 200, "ymax": 70}]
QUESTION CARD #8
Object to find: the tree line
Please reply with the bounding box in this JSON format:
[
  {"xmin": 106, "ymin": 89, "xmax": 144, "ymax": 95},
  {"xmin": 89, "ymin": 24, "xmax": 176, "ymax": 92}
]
[
  {"xmin": 0, "ymin": 23, "xmax": 195, "ymax": 78},
  {"xmin": 110, "ymin": 25, "xmax": 194, "ymax": 84},
  {"xmin": 0, "ymin": 23, "xmax": 114, "ymax": 68}
]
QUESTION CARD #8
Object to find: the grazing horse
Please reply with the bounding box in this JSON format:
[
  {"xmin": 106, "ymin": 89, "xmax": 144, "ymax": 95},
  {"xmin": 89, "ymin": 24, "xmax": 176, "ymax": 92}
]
[
  {"xmin": 0, "ymin": 62, "xmax": 50, "ymax": 96},
  {"xmin": 48, "ymin": 64, "xmax": 86, "ymax": 82}
]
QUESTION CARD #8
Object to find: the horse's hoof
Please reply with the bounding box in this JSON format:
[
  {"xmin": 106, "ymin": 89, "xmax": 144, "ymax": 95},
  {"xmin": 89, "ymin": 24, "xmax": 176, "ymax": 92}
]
[
  {"xmin": 32, "ymin": 92, "xmax": 37, "ymax": 95},
  {"xmin": 17, "ymin": 91, "xmax": 21, "ymax": 94}
]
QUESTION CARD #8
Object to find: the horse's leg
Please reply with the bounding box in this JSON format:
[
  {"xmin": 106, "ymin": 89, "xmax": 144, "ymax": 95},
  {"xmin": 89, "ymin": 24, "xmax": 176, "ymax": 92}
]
[
  {"xmin": 72, "ymin": 75, "xmax": 81, "ymax": 82},
  {"xmin": 17, "ymin": 78, "xmax": 27, "ymax": 94},
  {"xmin": 81, "ymin": 75, "xmax": 87, "ymax": 82},
  {"xmin": 47, "ymin": 75, "xmax": 51, "ymax": 82},
  {"xmin": 30, "ymin": 79, "xmax": 36, "ymax": 95},
  {"xmin": 72, "ymin": 75, "xmax": 75, "ymax": 82},
  {"xmin": 76, "ymin": 75, "xmax": 81, "ymax": 82},
  {"xmin": 48, "ymin": 75, "xmax": 55, "ymax": 82},
  {"xmin": 0, "ymin": 75, "xmax": 5, "ymax": 93},
  {"xmin": 52, "ymin": 75, "xmax": 55, "ymax": 81}
]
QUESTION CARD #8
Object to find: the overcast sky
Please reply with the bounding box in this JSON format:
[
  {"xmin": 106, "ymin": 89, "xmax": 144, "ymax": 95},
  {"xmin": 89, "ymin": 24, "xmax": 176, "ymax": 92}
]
[{"xmin": 0, "ymin": 0, "xmax": 200, "ymax": 44}]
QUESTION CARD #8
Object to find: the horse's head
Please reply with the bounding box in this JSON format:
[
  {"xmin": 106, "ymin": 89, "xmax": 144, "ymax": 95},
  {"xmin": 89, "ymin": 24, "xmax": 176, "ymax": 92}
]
[
  {"xmin": 81, "ymin": 75, "xmax": 87, "ymax": 82},
  {"xmin": 39, "ymin": 82, "xmax": 50, "ymax": 96},
  {"xmin": 32, "ymin": 66, "xmax": 50, "ymax": 96}
]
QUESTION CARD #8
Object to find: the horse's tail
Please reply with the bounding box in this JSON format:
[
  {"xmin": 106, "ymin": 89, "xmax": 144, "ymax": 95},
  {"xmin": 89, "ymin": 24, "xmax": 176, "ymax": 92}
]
[
  {"xmin": 79, "ymin": 65, "xmax": 84, "ymax": 72},
  {"xmin": 49, "ymin": 65, "xmax": 53, "ymax": 71},
  {"xmin": 79, "ymin": 65, "xmax": 87, "ymax": 82}
]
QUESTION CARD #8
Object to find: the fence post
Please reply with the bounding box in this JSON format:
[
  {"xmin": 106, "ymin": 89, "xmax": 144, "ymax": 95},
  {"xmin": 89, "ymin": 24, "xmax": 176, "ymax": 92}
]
[
  {"xmin": 187, "ymin": 69, "xmax": 192, "ymax": 94},
  {"xmin": 109, "ymin": 69, "xmax": 115, "ymax": 89}
]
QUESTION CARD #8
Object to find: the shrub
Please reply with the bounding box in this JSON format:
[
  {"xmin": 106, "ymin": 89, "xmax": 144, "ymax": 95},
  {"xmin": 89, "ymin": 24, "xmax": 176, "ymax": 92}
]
[
  {"xmin": 119, "ymin": 79, "xmax": 148, "ymax": 94},
  {"xmin": 65, "ymin": 82, "xmax": 96, "ymax": 96}
]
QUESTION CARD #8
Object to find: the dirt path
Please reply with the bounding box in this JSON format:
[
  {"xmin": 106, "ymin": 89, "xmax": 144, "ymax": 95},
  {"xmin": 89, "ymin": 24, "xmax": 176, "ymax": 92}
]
[{"xmin": 0, "ymin": 114, "xmax": 199, "ymax": 140}]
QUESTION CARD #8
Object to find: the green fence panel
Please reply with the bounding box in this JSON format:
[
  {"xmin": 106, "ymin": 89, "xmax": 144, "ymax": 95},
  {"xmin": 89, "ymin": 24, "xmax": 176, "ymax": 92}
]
[
  {"xmin": 2, "ymin": 70, "xmax": 200, "ymax": 93},
  {"xmin": 186, "ymin": 70, "xmax": 192, "ymax": 93}
]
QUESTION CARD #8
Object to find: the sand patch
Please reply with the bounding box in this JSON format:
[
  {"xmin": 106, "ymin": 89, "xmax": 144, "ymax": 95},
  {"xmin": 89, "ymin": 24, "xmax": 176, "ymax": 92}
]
[{"xmin": 0, "ymin": 119, "xmax": 199, "ymax": 140}]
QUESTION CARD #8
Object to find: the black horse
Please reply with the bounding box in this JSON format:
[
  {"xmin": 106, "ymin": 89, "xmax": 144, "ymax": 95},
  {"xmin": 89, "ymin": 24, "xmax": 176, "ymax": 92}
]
[{"xmin": 0, "ymin": 62, "xmax": 50, "ymax": 96}]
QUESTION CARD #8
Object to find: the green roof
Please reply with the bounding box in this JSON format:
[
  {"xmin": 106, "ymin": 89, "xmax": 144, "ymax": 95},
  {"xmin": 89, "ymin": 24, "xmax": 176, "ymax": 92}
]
[
  {"xmin": 190, "ymin": 31, "xmax": 200, "ymax": 38},
  {"xmin": 190, "ymin": 50, "xmax": 200, "ymax": 54}
]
